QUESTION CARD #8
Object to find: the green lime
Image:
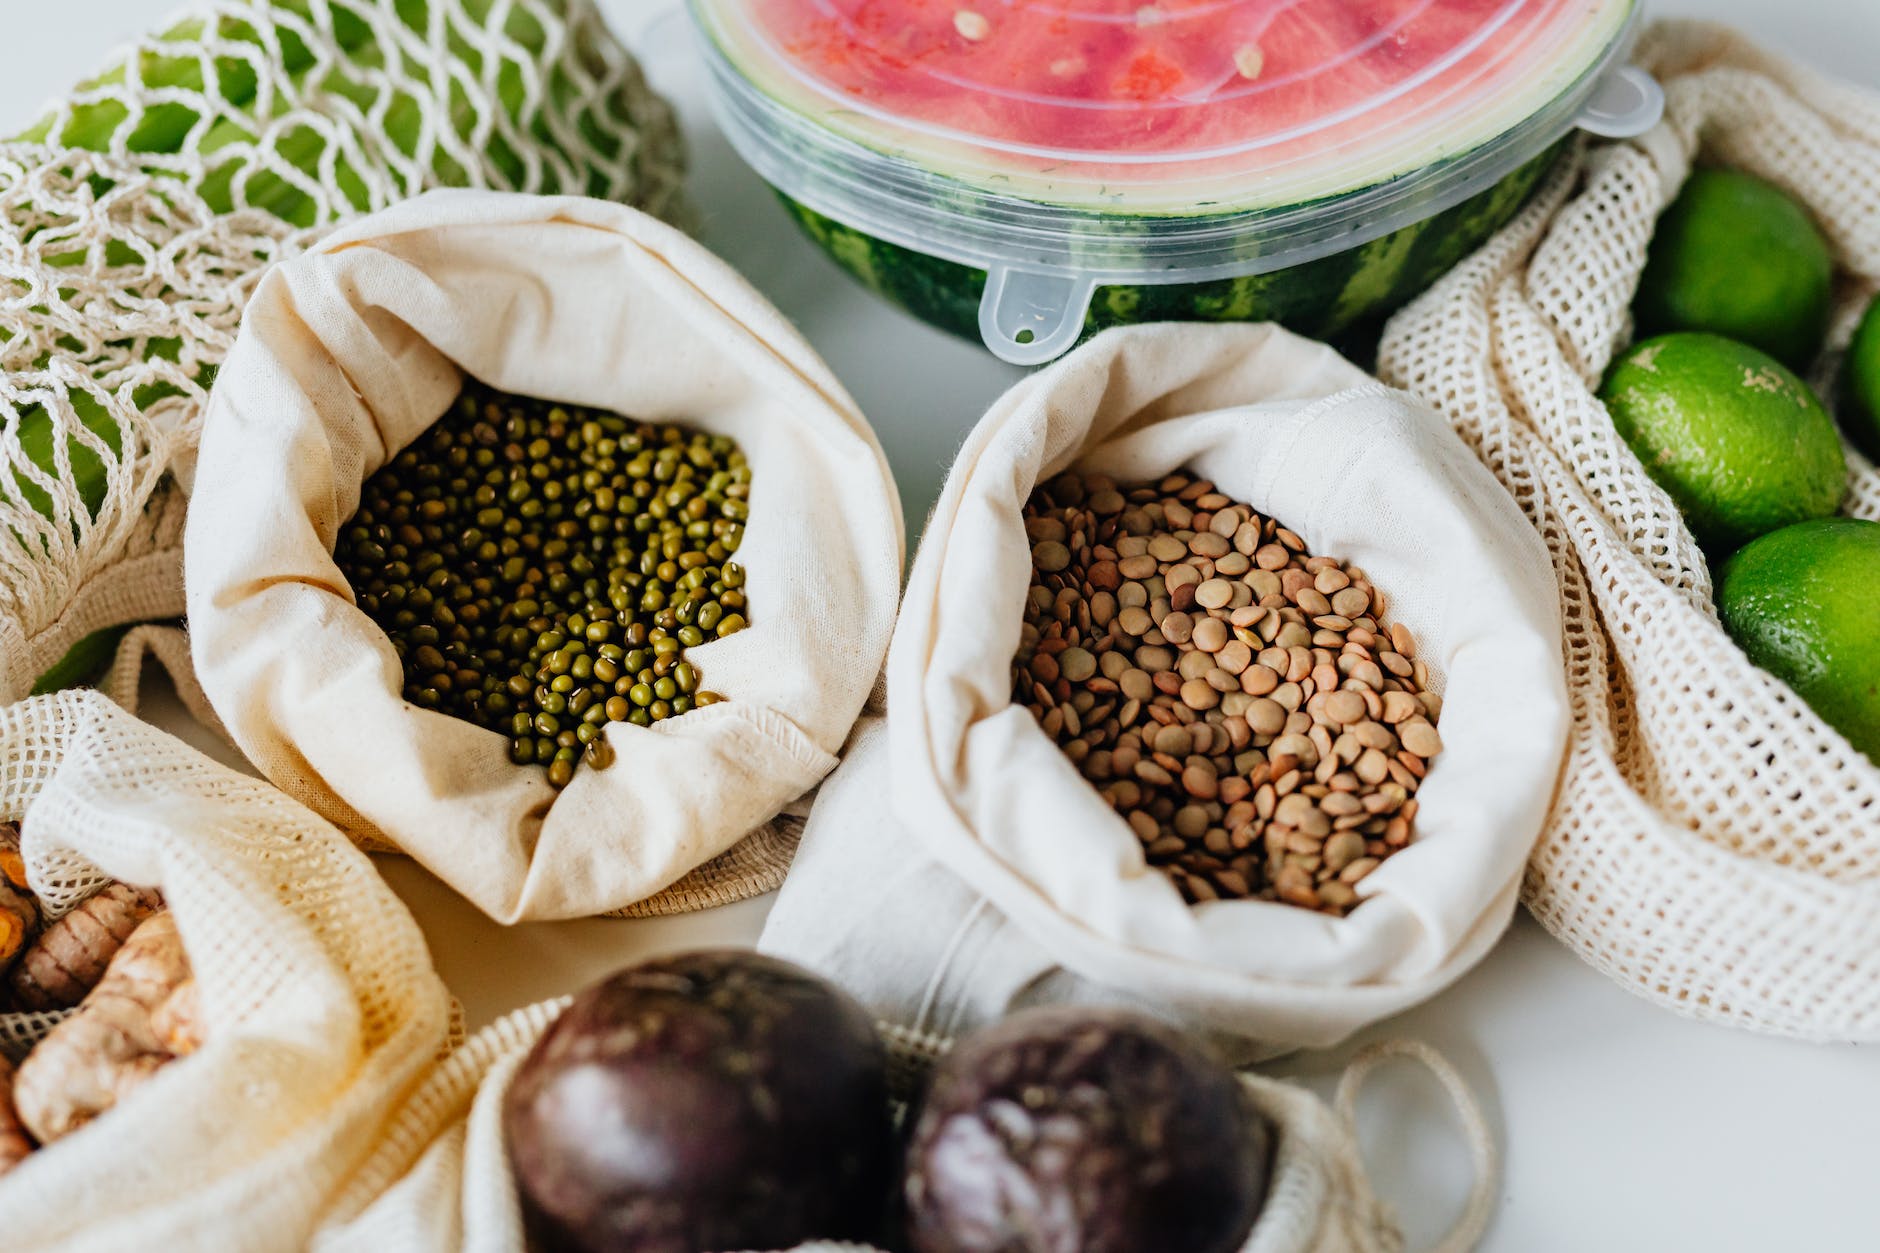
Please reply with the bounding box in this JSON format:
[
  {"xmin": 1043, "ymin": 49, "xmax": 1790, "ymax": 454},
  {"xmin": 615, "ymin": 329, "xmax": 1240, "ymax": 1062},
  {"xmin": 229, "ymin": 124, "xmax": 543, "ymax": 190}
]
[
  {"xmin": 1841, "ymin": 291, "xmax": 1880, "ymax": 461},
  {"xmin": 1635, "ymin": 169, "xmax": 1835, "ymax": 370},
  {"xmin": 1601, "ymin": 332, "xmax": 1846, "ymax": 552},
  {"xmin": 1718, "ymin": 517, "xmax": 1880, "ymax": 763}
]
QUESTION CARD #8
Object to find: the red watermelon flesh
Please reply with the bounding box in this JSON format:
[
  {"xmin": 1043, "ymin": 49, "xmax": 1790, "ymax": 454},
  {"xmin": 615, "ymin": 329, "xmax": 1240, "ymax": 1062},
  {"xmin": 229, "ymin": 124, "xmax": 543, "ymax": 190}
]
[{"xmin": 755, "ymin": 0, "xmax": 1543, "ymax": 164}]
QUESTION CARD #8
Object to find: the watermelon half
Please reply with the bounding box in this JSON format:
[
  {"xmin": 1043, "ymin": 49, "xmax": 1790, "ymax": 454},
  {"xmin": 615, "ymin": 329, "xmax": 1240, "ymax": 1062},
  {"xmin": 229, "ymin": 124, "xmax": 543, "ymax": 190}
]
[{"xmin": 690, "ymin": 0, "xmax": 1641, "ymax": 358}]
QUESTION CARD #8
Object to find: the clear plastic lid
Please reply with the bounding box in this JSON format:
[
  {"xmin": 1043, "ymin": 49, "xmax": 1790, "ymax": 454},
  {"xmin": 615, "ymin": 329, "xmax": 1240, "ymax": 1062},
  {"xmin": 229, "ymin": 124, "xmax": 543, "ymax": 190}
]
[{"xmin": 689, "ymin": 0, "xmax": 1662, "ymax": 361}]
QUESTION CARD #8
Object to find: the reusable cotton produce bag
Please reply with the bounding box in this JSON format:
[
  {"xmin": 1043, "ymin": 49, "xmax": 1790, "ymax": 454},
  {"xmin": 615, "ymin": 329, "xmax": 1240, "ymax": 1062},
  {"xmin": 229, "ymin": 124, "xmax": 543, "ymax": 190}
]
[
  {"xmin": 314, "ymin": 998, "xmax": 1495, "ymax": 1253},
  {"xmin": 763, "ymin": 325, "xmax": 1568, "ymax": 1052},
  {"xmin": 185, "ymin": 190, "xmax": 902, "ymax": 922},
  {"xmin": 0, "ymin": 689, "xmax": 453, "ymax": 1250},
  {"xmin": 1378, "ymin": 20, "xmax": 1880, "ymax": 1040}
]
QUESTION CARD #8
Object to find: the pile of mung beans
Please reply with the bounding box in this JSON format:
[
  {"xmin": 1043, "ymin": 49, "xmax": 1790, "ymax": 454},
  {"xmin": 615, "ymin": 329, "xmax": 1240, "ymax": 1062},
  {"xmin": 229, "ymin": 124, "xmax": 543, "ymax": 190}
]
[
  {"xmin": 1013, "ymin": 470, "xmax": 1443, "ymax": 915},
  {"xmin": 334, "ymin": 379, "xmax": 750, "ymax": 789}
]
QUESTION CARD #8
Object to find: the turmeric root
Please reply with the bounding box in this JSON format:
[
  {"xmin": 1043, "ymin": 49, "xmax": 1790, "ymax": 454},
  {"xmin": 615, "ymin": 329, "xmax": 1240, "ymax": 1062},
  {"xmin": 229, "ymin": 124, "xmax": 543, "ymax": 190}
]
[
  {"xmin": 0, "ymin": 1055, "xmax": 34, "ymax": 1177},
  {"xmin": 0, "ymin": 824, "xmax": 40, "ymax": 977},
  {"xmin": 150, "ymin": 978, "xmax": 203, "ymax": 1057},
  {"xmin": 8, "ymin": 881, "xmax": 164, "ymax": 1012},
  {"xmin": 13, "ymin": 911, "xmax": 194, "ymax": 1144}
]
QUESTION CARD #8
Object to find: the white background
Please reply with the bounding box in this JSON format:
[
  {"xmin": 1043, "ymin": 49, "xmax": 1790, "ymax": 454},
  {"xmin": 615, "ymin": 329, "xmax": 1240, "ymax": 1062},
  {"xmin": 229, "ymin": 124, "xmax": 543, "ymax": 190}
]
[{"xmin": 15, "ymin": 3, "xmax": 1880, "ymax": 1251}]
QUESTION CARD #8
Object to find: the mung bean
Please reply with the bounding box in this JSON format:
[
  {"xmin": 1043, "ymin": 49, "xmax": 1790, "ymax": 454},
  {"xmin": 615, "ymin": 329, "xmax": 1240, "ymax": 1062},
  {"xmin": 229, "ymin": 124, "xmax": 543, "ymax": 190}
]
[{"xmin": 333, "ymin": 380, "xmax": 753, "ymax": 790}]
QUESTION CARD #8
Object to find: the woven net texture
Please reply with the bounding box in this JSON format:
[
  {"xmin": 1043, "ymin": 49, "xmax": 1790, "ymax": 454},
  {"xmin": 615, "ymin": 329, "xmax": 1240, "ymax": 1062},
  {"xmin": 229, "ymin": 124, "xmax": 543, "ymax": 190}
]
[
  {"xmin": 609, "ymin": 811, "xmax": 805, "ymax": 917},
  {"xmin": 0, "ymin": 0, "xmax": 684, "ymax": 705},
  {"xmin": 0, "ymin": 688, "xmax": 453, "ymax": 1248},
  {"xmin": 1377, "ymin": 19, "xmax": 1880, "ymax": 1040}
]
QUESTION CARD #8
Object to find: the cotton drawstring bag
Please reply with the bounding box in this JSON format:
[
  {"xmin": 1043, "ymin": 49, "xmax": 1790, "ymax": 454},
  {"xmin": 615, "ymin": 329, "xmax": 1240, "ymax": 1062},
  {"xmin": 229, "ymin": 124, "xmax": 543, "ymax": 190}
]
[
  {"xmin": 98, "ymin": 624, "xmax": 809, "ymax": 922},
  {"xmin": 0, "ymin": 0, "xmax": 685, "ymax": 707},
  {"xmin": 763, "ymin": 324, "xmax": 1567, "ymax": 1053},
  {"xmin": 1376, "ymin": 20, "xmax": 1880, "ymax": 1040},
  {"xmin": 184, "ymin": 189, "xmax": 903, "ymax": 923},
  {"xmin": 314, "ymin": 996, "xmax": 1497, "ymax": 1253},
  {"xmin": 0, "ymin": 689, "xmax": 453, "ymax": 1250}
]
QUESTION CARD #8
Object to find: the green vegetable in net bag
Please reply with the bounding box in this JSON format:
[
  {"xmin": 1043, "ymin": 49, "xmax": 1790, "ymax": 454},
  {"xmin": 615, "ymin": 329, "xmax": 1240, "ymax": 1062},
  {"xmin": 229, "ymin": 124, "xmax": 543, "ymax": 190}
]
[{"xmin": 0, "ymin": 0, "xmax": 685, "ymax": 701}]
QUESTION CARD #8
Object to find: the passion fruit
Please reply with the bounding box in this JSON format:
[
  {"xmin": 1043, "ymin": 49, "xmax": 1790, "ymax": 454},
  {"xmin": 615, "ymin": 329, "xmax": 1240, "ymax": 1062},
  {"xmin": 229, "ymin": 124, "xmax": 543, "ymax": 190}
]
[
  {"xmin": 904, "ymin": 1007, "xmax": 1272, "ymax": 1253},
  {"xmin": 504, "ymin": 950, "xmax": 895, "ymax": 1253}
]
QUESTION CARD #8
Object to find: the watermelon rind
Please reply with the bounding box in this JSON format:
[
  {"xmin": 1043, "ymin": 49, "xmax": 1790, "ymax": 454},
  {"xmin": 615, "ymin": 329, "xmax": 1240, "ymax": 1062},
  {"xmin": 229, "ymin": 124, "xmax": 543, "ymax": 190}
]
[{"xmin": 778, "ymin": 142, "xmax": 1563, "ymax": 349}]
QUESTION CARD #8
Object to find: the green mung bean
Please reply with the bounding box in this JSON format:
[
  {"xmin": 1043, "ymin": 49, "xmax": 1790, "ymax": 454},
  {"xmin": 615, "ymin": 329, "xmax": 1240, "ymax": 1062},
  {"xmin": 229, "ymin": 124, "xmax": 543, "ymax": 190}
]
[{"xmin": 333, "ymin": 379, "xmax": 752, "ymax": 790}]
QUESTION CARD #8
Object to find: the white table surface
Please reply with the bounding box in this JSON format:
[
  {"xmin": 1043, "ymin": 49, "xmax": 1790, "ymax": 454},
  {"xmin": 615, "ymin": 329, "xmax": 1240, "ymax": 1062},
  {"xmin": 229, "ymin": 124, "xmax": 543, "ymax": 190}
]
[{"xmin": 19, "ymin": 2, "xmax": 1880, "ymax": 1250}]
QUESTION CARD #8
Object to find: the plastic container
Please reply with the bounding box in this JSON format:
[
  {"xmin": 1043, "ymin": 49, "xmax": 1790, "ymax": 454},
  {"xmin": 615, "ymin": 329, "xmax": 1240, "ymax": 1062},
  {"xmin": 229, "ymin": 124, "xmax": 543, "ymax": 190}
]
[{"xmin": 687, "ymin": 0, "xmax": 1664, "ymax": 365}]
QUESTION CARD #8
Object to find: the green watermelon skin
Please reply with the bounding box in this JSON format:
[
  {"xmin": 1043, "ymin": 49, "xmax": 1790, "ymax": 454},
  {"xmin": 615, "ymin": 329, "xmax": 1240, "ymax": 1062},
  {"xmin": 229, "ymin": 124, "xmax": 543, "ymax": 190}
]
[{"xmin": 778, "ymin": 143, "xmax": 1562, "ymax": 350}]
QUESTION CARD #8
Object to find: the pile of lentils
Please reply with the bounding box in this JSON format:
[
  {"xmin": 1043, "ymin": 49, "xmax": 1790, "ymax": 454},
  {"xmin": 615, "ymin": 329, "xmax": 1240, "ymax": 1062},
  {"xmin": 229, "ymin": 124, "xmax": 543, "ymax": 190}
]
[
  {"xmin": 334, "ymin": 379, "xmax": 750, "ymax": 789},
  {"xmin": 1013, "ymin": 470, "xmax": 1444, "ymax": 915}
]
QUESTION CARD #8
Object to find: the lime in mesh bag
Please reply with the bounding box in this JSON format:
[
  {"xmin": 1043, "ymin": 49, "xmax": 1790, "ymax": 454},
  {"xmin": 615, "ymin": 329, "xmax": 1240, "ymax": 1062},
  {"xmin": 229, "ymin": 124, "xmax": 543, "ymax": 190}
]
[
  {"xmin": 1377, "ymin": 20, "xmax": 1880, "ymax": 1040},
  {"xmin": 0, "ymin": 0, "xmax": 685, "ymax": 704}
]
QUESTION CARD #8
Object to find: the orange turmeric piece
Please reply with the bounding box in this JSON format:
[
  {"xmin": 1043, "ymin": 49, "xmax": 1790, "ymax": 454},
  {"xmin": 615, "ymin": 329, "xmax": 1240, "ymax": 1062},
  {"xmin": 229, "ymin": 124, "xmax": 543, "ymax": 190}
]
[
  {"xmin": 0, "ymin": 822, "xmax": 29, "ymax": 890},
  {"xmin": 0, "ymin": 823, "xmax": 40, "ymax": 976},
  {"xmin": 0, "ymin": 1055, "xmax": 34, "ymax": 1177},
  {"xmin": 13, "ymin": 912, "xmax": 194, "ymax": 1144},
  {"xmin": 8, "ymin": 881, "xmax": 164, "ymax": 1012}
]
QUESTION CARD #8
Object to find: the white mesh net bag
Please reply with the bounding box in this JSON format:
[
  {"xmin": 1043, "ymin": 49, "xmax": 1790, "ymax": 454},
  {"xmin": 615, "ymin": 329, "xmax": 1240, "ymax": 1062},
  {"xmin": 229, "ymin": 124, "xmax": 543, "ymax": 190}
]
[
  {"xmin": 1376, "ymin": 19, "xmax": 1880, "ymax": 1040},
  {"xmin": 0, "ymin": 0, "xmax": 684, "ymax": 706},
  {"xmin": 0, "ymin": 688, "xmax": 454, "ymax": 1249},
  {"xmin": 315, "ymin": 1001, "xmax": 1496, "ymax": 1253}
]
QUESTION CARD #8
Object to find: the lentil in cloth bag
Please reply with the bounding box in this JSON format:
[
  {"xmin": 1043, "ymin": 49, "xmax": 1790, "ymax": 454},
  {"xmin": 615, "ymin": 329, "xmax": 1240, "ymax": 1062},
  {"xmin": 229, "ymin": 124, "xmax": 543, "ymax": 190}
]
[
  {"xmin": 1376, "ymin": 20, "xmax": 1880, "ymax": 1040},
  {"xmin": 0, "ymin": 689, "xmax": 453, "ymax": 1250},
  {"xmin": 763, "ymin": 324, "xmax": 1567, "ymax": 1052},
  {"xmin": 185, "ymin": 190, "xmax": 903, "ymax": 922},
  {"xmin": 314, "ymin": 999, "xmax": 1496, "ymax": 1253},
  {"xmin": 0, "ymin": 0, "xmax": 684, "ymax": 706}
]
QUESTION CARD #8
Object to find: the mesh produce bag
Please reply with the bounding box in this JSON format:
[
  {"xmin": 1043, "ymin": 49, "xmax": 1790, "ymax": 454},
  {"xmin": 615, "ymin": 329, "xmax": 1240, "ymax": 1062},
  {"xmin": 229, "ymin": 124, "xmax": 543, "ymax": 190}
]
[
  {"xmin": 315, "ymin": 1000, "xmax": 1496, "ymax": 1253},
  {"xmin": 0, "ymin": 0, "xmax": 684, "ymax": 706},
  {"xmin": 0, "ymin": 689, "xmax": 453, "ymax": 1250},
  {"xmin": 1376, "ymin": 20, "xmax": 1880, "ymax": 1040}
]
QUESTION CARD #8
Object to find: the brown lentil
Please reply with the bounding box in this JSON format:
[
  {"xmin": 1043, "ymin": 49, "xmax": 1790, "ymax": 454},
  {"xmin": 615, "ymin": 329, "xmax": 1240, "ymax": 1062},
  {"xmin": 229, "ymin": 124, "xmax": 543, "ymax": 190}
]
[{"xmin": 1012, "ymin": 469, "xmax": 1443, "ymax": 916}]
